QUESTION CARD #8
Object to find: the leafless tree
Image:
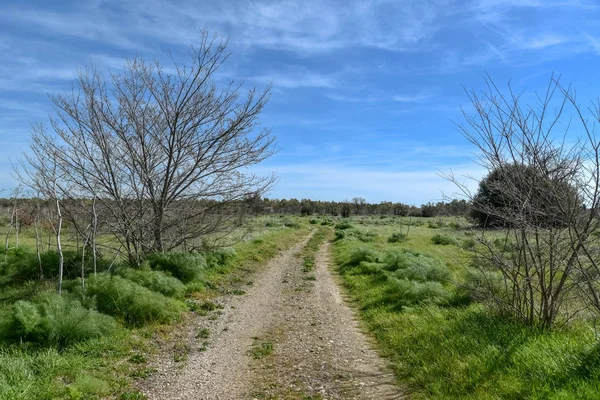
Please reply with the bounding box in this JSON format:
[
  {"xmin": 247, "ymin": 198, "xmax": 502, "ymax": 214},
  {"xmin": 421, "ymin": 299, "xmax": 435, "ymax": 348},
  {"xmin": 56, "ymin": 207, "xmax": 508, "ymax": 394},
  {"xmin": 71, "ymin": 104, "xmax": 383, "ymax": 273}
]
[
  {"xmin": 19, "ymin": 32, "xmax": 276, "ymax": 264},
  {"xmin": 448, "ymin": 75, "xmax": 600, "ymax": 328}
]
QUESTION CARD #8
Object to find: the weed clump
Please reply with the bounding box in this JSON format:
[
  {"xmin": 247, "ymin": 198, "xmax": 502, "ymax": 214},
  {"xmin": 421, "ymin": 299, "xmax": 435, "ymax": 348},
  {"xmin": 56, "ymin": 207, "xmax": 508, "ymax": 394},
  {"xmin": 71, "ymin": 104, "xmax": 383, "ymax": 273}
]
[
  {"xmin": 205, "ymin": 247, "xmax": 237, "ymax": 269},
  {"xmin": 146, "ymin": 252, "xmax": 207, "ymax": 283},
  {"xmin": 117, "ymin": 268, "xmax": 185, "ymax": 298},
  {"xmin": 384, "ymin": 251, "xmax": 451, "ymax": 283},
  {"xmin": 343, "ymin": 247, "xmax": 378, "ymax": 267},
  {"xmin": 335, "ymin": 221, "xmax": 353, "ymax": 230},
  {"xmin": 86, "ymin": 274, "xmax": 186, "ymax": 326},
  {"xmin": 386, "ymin": 277, "xmax": 451, "ymax": 307},
  {"xmin": 388, "ymin": 233, "xmax": 408, "ymax": 243},
  {"xmin": 0, "ymin": 293, "xmax": 116, "ymax": 348},
  {"xmin": 431, "ymin": 234, "xmax": 455, "ymax": 245}
]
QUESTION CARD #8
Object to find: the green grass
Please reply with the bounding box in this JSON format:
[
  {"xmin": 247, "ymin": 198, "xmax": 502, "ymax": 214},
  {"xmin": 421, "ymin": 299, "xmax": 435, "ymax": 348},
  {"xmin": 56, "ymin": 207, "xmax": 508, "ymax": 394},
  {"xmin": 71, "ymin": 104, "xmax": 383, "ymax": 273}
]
[
  {"xmin": 0, "ymin": 216, "xmax": 312, "ymax": 399},
  {"xmin": 249, "ymin": 340, "xmax": 274, "ymax": 359},
  {"xmin": 332, "ymin": 216, "xmax": 600, "ymax": 399},
  {"xmin": 299, "ymin": 226, "xmax": 333, "ymax": 272}
]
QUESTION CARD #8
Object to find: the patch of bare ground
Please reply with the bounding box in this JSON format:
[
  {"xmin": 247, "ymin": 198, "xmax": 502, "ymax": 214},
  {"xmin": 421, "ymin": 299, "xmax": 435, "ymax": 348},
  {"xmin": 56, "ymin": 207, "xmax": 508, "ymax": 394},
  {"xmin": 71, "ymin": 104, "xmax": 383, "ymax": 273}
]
[{"xmin": 140, "ymin": 234, "xmax": 403, "ymax": 400}]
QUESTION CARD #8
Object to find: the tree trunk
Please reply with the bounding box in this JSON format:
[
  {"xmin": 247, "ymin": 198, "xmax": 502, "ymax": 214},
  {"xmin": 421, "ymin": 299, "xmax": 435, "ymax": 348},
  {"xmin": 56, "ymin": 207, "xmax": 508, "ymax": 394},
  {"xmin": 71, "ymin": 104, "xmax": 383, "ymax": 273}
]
[{"xmin": 56, "ymin": 198, "xmax": 64, "ymax": 295}]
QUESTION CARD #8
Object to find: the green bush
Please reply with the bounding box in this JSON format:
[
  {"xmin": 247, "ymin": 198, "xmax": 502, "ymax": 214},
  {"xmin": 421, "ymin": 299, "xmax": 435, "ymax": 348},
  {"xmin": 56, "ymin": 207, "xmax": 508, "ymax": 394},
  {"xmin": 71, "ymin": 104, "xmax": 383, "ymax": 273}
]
[
  {"xmin": 386, "ymin": 277, "xmax": 451, "ymax": 307},
  {"xmin": 1, "ymin": 248, "xmax": 112, "ymax": 283},
  {"xmin": 86, "ymin": 274, "xmax": 186, "ymax": 326},
  {"xmin": 431, "ymin": 234, "xmax": 455, "ymax": 245},
  {"xmin": 309, "ymin": 219, "xmax": 319, "ymax": 224},
  {"xmin": 334, "ymin": 230, "xmax": 345, "ymax": 241},
  {"xmin": 117, "ymin": 268, "xmax": 185, "ymax": 298},
  {"xmin": 283, "ymin": 220, "xmax": 301, "ymax": 228},
  {"xmin": 335, "ymin": 221, "xmax": 353, "ymax": 230},
  {"xmin": 0, "ymin": 293, "xmax": 116, "ymax": 348},
  {"xmin": 205, "ymin": 247, "xmax": 237, "ymax": 269},
  {"xmin": 384, "ymin": 251, "xmax": 451, "ymax": 283},
  {"xmin": 146, "ymin": 252, "xmax": 207, "ymax": 283},
  {"xmin": 388, "ymin": 233, "xmax": 408, "ymax": 243},
  {"xmin": 343, "ymin": 247, "xmax": 378, "ymax": 268}
]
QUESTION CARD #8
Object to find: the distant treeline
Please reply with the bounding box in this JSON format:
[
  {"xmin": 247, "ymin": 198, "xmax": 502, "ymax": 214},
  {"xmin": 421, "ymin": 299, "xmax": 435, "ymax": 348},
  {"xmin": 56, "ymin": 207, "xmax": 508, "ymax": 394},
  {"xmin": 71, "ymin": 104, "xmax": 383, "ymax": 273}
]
[{"xmin": 254, "ymin": 197, "xmax": 471, "ymax": 217}]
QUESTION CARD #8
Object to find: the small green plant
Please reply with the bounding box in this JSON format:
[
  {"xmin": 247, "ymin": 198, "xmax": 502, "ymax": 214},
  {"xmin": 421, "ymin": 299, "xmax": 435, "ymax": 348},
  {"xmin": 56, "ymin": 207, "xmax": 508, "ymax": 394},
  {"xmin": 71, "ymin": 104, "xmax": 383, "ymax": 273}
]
[
  {"xmin": 197, "ymin": 328, "xmax": 211, "ymax": 339},
  {"xmin": 145, "ymin": 252, "xmax": 207, "ymax": 283},
  {"xmin": 249, "ymin": 341, "xmax": 274, "ymax": 359},
  {"xmin": 0, "ymin": 292, "xmax": 117, "ymax": 348},
  {"xmin": 87, "ymin": 274, "xmax": 186, "ymax": 326},
  {"xmin": 388, "ymin": 232, "xmax": 408, "ymax": 243},
  {"xmin": 117, "ymin": 268, "xmax": 185, "ymax": 298},
  {"xmin": 335, "ymin": 221, "xmax": 353, "ymax": 230},
  {"xmin": 128, "ymin": 354, "xmax": 147, "ymax": 364},
  {"xmin": 431, "ymin": 233, "xmax": 455, "ymax": 245}
]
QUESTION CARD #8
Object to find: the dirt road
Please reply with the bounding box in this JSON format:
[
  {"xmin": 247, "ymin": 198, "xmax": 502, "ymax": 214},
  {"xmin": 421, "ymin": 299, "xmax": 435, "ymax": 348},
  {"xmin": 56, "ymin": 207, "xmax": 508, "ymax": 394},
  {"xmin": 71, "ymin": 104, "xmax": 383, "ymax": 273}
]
[{"xmin": 142, "ymin": 233, "xmax": 403, "ymax": 399}]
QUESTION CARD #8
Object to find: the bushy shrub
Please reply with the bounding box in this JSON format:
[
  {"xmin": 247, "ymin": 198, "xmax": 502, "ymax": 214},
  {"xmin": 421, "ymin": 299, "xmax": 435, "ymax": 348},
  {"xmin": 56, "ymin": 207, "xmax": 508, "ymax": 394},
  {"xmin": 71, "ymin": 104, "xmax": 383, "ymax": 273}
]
[
  {"xmin": 431, "ymin": 234, "xmax": 455, "ymax": 245},
  {"xmin": 343, "ymin": 247, "xmax": 378, "ymax": 267},
  {"xmin": 388, "ymin": 233, "xmax": 408, "ymax": 243},
  {"xmin": 283, "ymin": 220, "xmax": 300, "ymax": 228},
  {"xmin": 86, "ymin": 274, "xmax": 186, "ymax": 326},
  {"xmin": 1, "ymin": 248, "xmax": 111, "ymax": 283},
  {"xmin": 334, "ymin": 231, "xmax": 345, "ymax": 241},
  {"xmin": 355, "ymin": 261, "xmax": 384, "ymax": 275},
  {"xmin": 386, "ymin": 277, "xmax": 451, "ymax": 307},
  {"xmin": 265, "ymin": 221, "xmax": 278, "ymax": 227},
  {"xmin": 117, "ymin": 268, "xmax": 185, "ymax": 298},
  {"xmin": 461, "ymin": 238, "xmax": 478, "ymax": 251},
  {"xmin": 383, "ymin": 250, "xmax": 451, "ymax": 283},
  {"xmin": 0, "ymin": 293, "xmax": 116, "ymax": 348},
  {"xmin": 309, "ymin": 219, "xmax": 319, "ymax": 224},
  {"xmin": 335, "ymin": 221, "xmax": 353, "ymax": 230},
  {"xmin": 205, "ymin": 247, "xmax": 237, "ymax": 270},
  {"xmin": 146, "ymin": 252, "xmax": 207, "ymax": 283}
]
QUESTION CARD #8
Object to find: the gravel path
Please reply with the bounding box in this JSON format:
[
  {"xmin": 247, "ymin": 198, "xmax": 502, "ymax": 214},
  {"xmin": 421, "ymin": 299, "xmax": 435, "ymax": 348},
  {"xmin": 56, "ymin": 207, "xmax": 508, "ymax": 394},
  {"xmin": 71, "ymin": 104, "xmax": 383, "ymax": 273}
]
[{"xmin": 142, "ymin": 234, "xmax": 403, "ymax": 399}]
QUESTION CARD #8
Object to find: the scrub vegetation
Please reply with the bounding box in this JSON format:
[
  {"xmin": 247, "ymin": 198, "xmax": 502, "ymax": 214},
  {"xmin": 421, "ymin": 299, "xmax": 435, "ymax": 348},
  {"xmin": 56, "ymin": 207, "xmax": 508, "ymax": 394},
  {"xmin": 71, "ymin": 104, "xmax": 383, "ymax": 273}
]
[
  {"xmin": 332, "ymin": 216, "xmax": 600, "ymax": 399},
  {"xmin": 0, "ymin": 217, "xmax": 309, "ymax": 399}
]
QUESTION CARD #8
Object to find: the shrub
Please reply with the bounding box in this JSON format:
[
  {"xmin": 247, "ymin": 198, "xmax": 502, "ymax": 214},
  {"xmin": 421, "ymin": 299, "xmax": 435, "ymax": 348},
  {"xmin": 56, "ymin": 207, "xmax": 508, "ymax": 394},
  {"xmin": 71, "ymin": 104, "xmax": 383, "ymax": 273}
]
[
  {"xmin": 2, "ymin": 248, "xmax": 112, "ymax": 283},
  {"xmin": 386, "ymin": 277, "xmax": 451, "ymax": 307},
  {"xmin": 0, "ymin": 293, "xmax": 116, "ymax": 348},
  {"xmin": 431, "ymin": 234, "xmax": 455, "ymax": 245},
  {"xmin": 355, "ymin": 261, "xmax": 384, "ymax": 275},
  {"xmin": 205, "ymin": 247, "xmax": 237, "ymax": 270},
  {"xmin": 383, "ymin": 250, "xmax": 451, "ymax": 283},
  {"xmin": 343, "ymin": 247, "xmax": 378, "ymax": 268},
  {"xmin": 146, "ymin": 252, "xmax": 207, "ymax": 283},
  {"xmin": 388, "ymin": 233, "xmax": 407, "ymax": 243},
  {"xmin": 309, "ymin": 219, "xmax": 319, "ymax": 224},
  {"xmin": 334, "ymin": 231, "xmax": 345, "ymax": 241},
  {"xmin": 335, "ymin": 221, "xmax": 353, "ymax": 230},
  {"xmin": 86, "ymin": 274, "xmax": 186, "ymax": 326},
  {"xmin": 461, "ymin": 238, "xmax": 477, "ymax": 251},
  {"xmin": 117, "ymin": 268, "xmax": 185, "ymax": 298},
  {"xmin": 283, "ymin": 220, "xmax": 300, "ymax": 228}
]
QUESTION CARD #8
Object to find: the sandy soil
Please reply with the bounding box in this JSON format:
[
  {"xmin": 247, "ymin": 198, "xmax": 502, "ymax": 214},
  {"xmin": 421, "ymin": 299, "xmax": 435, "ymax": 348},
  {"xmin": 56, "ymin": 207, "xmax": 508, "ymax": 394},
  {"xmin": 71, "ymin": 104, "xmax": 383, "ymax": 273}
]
[{"xmin": 141, "ymin": 234, "xmax": 404, "ymax": 400}]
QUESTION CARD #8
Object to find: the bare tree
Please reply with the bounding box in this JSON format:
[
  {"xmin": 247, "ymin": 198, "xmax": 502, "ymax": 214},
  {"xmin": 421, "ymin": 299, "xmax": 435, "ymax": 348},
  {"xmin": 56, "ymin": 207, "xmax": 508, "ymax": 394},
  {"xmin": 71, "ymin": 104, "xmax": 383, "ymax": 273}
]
[
  {"xmin": 448, "ymin": 75, "xmax": 600, "ymax": 328},
  {"xmin": 20, "ymin": 32, "xmax": 276, "ymax": 264}
]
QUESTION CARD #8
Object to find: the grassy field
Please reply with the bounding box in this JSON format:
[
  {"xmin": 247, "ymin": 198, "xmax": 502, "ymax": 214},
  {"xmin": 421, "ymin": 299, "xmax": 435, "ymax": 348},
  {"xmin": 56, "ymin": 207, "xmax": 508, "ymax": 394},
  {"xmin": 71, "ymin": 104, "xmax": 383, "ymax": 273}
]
[
  {"xmin": 329, "ymin": 215, "xmax": 600, "ymax": 399},
  {"xmin": 0, "ymin": 215, "xmax": 311, "ymax": 400}
]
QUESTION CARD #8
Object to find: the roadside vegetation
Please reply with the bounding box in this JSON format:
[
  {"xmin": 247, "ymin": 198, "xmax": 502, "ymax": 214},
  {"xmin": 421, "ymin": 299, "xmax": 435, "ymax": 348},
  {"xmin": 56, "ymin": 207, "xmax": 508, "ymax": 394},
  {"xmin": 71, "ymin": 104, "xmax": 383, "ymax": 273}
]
[
  {"xmin": 0, "ymin": 216, "xmax": 310, "ymax": 399},
  {"xmin": 332, "ymin": 216, "xmax": 600, "ymax": 399}
]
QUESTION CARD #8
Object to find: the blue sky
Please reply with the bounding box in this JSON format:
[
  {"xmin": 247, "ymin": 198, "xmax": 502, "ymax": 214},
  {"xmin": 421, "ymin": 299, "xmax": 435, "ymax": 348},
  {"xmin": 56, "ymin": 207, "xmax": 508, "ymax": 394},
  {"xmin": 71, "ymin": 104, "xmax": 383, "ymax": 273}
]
[{"xmin": 1, "ymin": 0, "xmax": 600, "ymax": 204}]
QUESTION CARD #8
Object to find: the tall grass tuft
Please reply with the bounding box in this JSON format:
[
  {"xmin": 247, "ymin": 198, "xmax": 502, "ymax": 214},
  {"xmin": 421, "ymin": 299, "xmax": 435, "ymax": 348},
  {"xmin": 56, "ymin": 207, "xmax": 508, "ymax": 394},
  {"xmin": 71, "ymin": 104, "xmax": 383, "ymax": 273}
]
[
  {"xmin": 117, "ymin": 268, "xmax": 185, "ymax": 298},
  {"xmin": 0, "ymin": 292, "xmax": 116, "ymax": 348},
  {"xmin": 86, "ymin": 274, "xmax": 186, "ymax": 326},
  {"xmin": 146, "ymin": 252, "xmax": 207, "ymax": 283}
]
